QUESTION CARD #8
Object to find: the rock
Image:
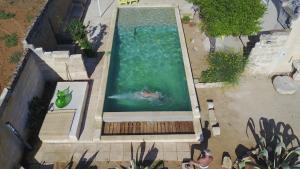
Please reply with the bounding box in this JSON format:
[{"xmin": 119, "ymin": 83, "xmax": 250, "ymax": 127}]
[
  {"xmin": 292, "ymin": 59, "xmax": 300, "ymax": 71},
  {"xmin": 293, "ymin": 71, "xmax": 300, "ymax": 81},
  {"xmin": 193, "ymin": 46, "xmax": 198, "ymax": 51},
  {"xmin": 273, "ymin": 76, "xmax": 297, "ymax": 94}
]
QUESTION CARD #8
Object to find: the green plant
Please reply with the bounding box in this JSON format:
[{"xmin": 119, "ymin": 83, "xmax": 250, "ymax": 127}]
[
  {"xmin": 66, "ymin": 19, "xmax": 86, "ymax": 42},
  {"xmin": 201, "ymin": 51, "xmax": 247, "ymax": 83},
  {"xmin": 26, "ymin": 14, "xmax": 33, "ymax": 23},
  {"xmin": 9, "ymin": 52, "xmax": 22, "ymax": 64},
  {"xmin": 238, "ymin": 135, "xmax": 300, "ymax": 169},
  {"xmin": 182, "ymin": 15, "xmax": 191, "ymax": 24},
  {"xmin": 4, "ymin": 33, "xmax": 18, "ymax": 47},
  {"xmin": 188, "ymin": 0, "xmax": 266, "ymax": 37},
  {"xmin": 0, "ymin": 11, "xmax": 15, "ymax": 19},
  {"xmin": 66, "ymin": 19, "xmax": 94, "ymax": 57}
]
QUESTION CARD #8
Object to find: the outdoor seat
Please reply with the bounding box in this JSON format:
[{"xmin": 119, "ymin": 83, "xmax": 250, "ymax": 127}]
[
  {"xmin": 207, "ymin": 100, "xmax": 221, "ymax": 136},
  {"xmin": 118, "ymin": 0, "xmax": 128, "ymax": 5}
]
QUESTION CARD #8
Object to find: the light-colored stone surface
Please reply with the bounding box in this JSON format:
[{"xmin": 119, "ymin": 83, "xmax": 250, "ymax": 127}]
[
  {"xmin": 164, "ymin": 152, "xmax": 178, "ymax": 161},
  {"xmin": 177, "ymin": 151, "xmax": 190, "ymax": 161},
  {"xmin": 40, "ymin": 82, "xmax": 89, "ymax": 141},
  {"xmin": 38, "ymin": 53, "xmax": 89, "ymax": 81},
  {"xmin": 176, "ymin": 143, "xmax": 190, "ymax": 152},
  {"xmin": 293, "ymin": 71, "xmax": 300, "ymax": 80},
  {"xmin": 247, "ymin": 32, "xmax": 290, "ymax": 75},
  {"xmin": 195, "ymin": 82, "xmax": 225, "ymax": 88},
  {"xmin": 248, "ymin": 18, "xmax": 300, "ymax": 75},
  {"xmin": 293, "ymin": 59, "xmax": 300, "ymax": 70},
  {"xmin": 196, "ymin": 75, "xmax": 300, "ymax": 168},
  {"xmin": 273, "ymin": 76, "xmax": 297, "ymax": 94}
]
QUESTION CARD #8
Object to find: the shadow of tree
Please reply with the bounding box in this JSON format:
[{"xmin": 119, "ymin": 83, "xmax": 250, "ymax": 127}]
[
  {"xmin": 125, "ymin": 142, "xmax": 164, "ymax": 169},
  {"xmin": 236, "ymin": 117, "xmax": 300, "ymax": 160},
  {"xmin": 66, "ymin": 150, "xmax": 99, "ymax": 169}
]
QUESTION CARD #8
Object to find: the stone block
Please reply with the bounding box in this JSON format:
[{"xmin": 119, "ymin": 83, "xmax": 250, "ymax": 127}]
[
  {"xmin": 293, "ymin": 71, "xmax": 300, "ymax": 81},
  {"xmin": 110, "ymin": 151, "xmax": 124, "ymax": 161},
  {"xmin": 163, "ymin": 143, "xmax": 177, "ymax": 152},
  {"xmin": 52, "ymin": 51, "xmax": 70, "ymax": 58},
  {"xmin": 176, "ymin": 143, "xmax": 190, "ymax": 152},
  {"xmin": 177, "ymin": 151, "xmax": 190, "ymax": 161},
  {"xmin": 292, "ymin": 60, "xmax": 300, "ymax": 71},
  {"xmin": 164, "ymin": 152, "xmax": 177, "ymax": 161},
  {"xmin": 273, "ymin": 76, "xmax": 297, "ymax": 94}
]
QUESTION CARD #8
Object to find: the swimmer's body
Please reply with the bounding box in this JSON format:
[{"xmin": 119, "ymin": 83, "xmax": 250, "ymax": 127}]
[{"xmin": 136, "ymin": 90, "xmax": 163, "ymax": 100}]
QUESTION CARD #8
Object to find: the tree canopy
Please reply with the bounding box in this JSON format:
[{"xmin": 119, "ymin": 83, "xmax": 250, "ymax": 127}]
[{"xmin": 189, "ymin": 0, "xmax": 266, "ymax": 37}]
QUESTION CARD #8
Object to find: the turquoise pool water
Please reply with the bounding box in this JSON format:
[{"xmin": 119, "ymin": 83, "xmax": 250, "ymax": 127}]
[{"xmin": 104, "ymin": 8, "xmax": 191, "ymax": 112}]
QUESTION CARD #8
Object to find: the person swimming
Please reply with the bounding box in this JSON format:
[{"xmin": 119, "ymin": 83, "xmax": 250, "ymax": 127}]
[{"xmin": 136, "ymin": 90, "xmax": 163, "ymax": 101}]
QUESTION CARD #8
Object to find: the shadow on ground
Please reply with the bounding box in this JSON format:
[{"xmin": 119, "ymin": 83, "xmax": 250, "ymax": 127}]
[{"xmin": 235, "ymin": 117, "xmax": 300, "ymax": 160}]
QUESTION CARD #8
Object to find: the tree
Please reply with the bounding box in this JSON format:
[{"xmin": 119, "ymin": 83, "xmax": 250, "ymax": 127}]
[{"xmin": 189, "ymin": 0, "xmax": 266, "ymax": 37}]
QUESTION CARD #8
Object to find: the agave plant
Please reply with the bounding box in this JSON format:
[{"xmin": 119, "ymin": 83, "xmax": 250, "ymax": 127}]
[{"xmin": 238, "ymin": 134, "xmax": 300, "ymax": 169}]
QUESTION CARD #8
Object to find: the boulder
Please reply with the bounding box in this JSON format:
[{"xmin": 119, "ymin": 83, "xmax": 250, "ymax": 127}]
[
  {"xmin": 293, "ymin": 71, "xmax": 300, "ymax": 81},
  {"xmin": 273, "ymin": 76, "xmax": 297, "ymax": 94},
  {"xmin": 292, "ymin": 60, "xmax": 300, "ymax": 71}
]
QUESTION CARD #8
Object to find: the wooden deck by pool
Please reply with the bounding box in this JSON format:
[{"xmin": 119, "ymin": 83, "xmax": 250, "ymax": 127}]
[{"xmin": 102, "ymin": 121, "xmax": 195, "ymax": 135}]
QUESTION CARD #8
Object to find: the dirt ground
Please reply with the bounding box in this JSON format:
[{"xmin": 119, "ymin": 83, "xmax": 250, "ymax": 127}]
[
  {"xmin": 0, "ymin": 0, "xmax": 45, "ymax": 91},
  {"xmin": 182, "ymin": 20, "xmax": 209, "ymax": 79}
]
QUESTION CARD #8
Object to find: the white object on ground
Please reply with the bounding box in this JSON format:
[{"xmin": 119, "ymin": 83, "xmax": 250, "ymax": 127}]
[
  {"xmin": 207, "ymin": 101, "xmax": 214, "ymax": 110},
  {"xmin": 273, "ymin": 76, "xmax": 297, "ymax": 94},
  {"xmin": 212, "ymin": 126, "xmax": 221, "ymax": 136},
  {"xmin": 222, "ymin": 156, "xmax": 232, "ymax": 169}
]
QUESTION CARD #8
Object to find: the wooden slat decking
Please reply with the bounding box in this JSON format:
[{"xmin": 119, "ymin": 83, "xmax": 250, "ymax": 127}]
[{"xmin": 102, "ymin": 121, "xmax": 194, "ymax": 135}]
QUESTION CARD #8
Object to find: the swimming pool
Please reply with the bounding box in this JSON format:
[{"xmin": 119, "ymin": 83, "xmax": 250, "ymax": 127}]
[{"xmin": 101, "ymin": 7, "xmax": 199, "ymax": 122}]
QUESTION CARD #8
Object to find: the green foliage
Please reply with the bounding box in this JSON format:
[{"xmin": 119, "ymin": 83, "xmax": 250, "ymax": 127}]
[
  {"xmin": 201, "ymin": 51, "xmax": 247, "ymax": 83},
  {"xmin": 239, "ymin": 134, "xmax": 300, "ymax": 169},
  {"xmin": 188, "ymin": 0, "xmax": 266, "ymax": 37},
  {"xmin": 0, "ymin": 11, "xmax": 15, "ymax": 19},
  {"xmin": 26, "ymin": 14, "xmax": 33, "ymax": 23},
  {"xmin": 9, "ymin": 51, "xmax": 22, "ymax": 64},
  {"xmin": 66, "ymin": 19, "xmax": 86, "ymax": 42},
  {"xmin": 182, "ymin": 15, "xmax": 191, "ymax": 24},
  {"xmin": 4, "ymin": 33, "xmax": 18, "ymax": 47},
  {"xmin": 66, "ymin": 19, "xmax": 94, "ymax": 57}
]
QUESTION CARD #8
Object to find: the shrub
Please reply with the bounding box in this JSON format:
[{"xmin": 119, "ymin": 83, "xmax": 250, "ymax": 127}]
[
  {"xmin": 182, "ymin": 15, "xmax": 190, "ymax": 24},
  {"xmin": 26, "ymin": 14, "xmax": 33, "ymax": 23},
  {"xmin": 0, "ymin": 11, "xmax": 15, "ymax": 19},
  {"xmin": 188, "ymin": 0, "xmax": 266, "ymax": 37},
  {"xmin": 201, "ymin": 51, "xmax": 247, "ymax": 83},
  {"xmin": 4, "ymin": 33, "xmax": 18, "ymax": 47},
  {"xmin": 9, "ymin": 52, "xmax": 22, "ymax": 64},
  {"xmin": 66, "ymin": 19, "xmax": 94, "ymax": 57}
]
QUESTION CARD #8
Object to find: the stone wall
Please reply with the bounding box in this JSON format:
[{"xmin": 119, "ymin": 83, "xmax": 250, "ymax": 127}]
[
  {"xmin": 247, "ymin": 18, "xmax": 300, "ymax": 75},
  {"xmin": 24, "ymin": 0, "xmax": 73, "ymax": 51},
  {"xmin": 34, "ymin": 49, "xmax": 88, "ymax": 81},
  {"xmin": 0, "ymin": 51, "xmax": 45, "ymax": 169},
  {"xmin": 247, "ymin": 31, "xmax": 289, "ymax": 75}
]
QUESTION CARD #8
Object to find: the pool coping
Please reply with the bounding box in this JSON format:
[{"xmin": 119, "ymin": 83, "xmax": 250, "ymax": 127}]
[{"xmin": 96, "ymin": 6, "xmax": 200, "ymax": 123}]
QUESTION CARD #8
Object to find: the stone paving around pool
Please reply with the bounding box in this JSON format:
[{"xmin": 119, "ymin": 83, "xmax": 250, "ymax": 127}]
[{"xmin": 35, "ymin": 142, "xmax": 199, "ymax": 162}]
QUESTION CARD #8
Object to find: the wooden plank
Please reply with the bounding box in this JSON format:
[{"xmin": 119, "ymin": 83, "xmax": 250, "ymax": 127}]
[{"xmin": 136, "ymin": 122, "xmax": 141, "ymax": 134}]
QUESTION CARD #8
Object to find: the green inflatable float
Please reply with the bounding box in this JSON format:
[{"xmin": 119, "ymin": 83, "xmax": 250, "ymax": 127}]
[{"xmin": 55, "ymin": 86, "xmax": 72, "ymax": 108}]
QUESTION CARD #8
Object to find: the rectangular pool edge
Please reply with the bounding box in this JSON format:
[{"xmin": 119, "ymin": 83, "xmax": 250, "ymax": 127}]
[
  {"xmin": 97, "ymin": 6, "xmax": 200, "ymax": 121},
  {"xmin": 103, "ymin": 111, "xmax": 193, "ymax": 122}
]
